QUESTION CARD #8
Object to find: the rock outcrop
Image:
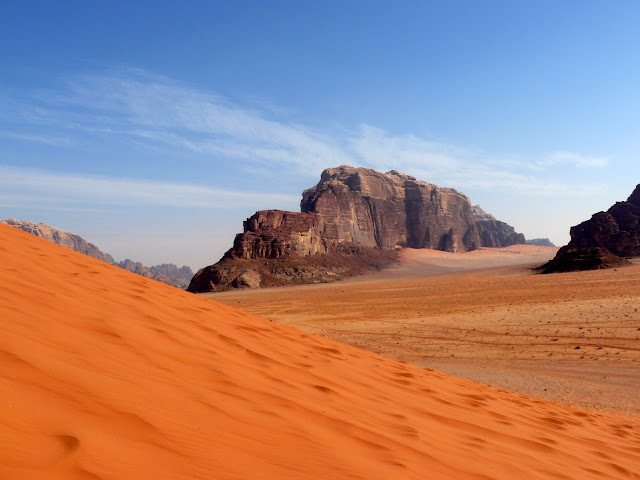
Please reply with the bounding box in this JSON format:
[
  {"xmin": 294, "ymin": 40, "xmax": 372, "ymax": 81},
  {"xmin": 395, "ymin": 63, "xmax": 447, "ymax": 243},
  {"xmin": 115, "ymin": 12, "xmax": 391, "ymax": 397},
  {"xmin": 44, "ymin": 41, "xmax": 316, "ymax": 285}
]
[
  {"xmin": 225, "ymin": 210, "xmax": 326, "ymax": 259},
  {"xmin": 541, "ymin": 247, "xmax": 629, "ymax": 273},
  {"xmin": 2, "ymin": 219, "xmax": 193, "ymax": 288},
  {"xmin": 189, "ymin": 166, "xmax": 526, "ymax": 292},
  {"xmin": 188, "ymin": 246, "xmax": 397, "ymax": 293},
  {"xmin": 542, "ymin": 184, "xmax": 640, "ymax": 273}
]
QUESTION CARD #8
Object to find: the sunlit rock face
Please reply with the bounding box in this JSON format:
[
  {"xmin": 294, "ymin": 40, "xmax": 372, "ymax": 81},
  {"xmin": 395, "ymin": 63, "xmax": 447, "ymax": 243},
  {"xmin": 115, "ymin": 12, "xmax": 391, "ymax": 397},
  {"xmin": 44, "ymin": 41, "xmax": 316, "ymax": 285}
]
[{"xmin": 300, "ymin": 166, "xmax": 481, "ymax": 253}]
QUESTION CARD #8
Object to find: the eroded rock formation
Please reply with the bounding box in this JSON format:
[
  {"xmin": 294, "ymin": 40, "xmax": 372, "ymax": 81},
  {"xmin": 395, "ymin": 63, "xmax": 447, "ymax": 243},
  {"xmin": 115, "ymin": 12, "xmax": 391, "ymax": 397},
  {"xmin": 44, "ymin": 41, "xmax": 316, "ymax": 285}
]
[
  {"xmin": 542, "ymin": 184, "xmax": 640, "ymax": 273},
  {"xmin": 300, "ymin": 168, "xmax": 480, "ymax": 252},
  {"xmin": 189, "ymin": 166, "xmax": 526, "ymax": 292},
  {"xmin": 226, "ymin": 210, "xmax": 326, "ymax": 259}
]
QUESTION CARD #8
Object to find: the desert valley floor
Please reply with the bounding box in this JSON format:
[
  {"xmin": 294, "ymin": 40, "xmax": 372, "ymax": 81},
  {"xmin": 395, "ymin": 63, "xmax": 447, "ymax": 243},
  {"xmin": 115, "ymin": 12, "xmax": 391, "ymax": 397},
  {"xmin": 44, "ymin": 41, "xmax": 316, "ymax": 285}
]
[
  {"xmin": 2, "ymin": 224, "xmax": 640, "ymax": 479},
  {"xmin": 211, "ymin": 245, "xmax": 640, "ymax": 417}
]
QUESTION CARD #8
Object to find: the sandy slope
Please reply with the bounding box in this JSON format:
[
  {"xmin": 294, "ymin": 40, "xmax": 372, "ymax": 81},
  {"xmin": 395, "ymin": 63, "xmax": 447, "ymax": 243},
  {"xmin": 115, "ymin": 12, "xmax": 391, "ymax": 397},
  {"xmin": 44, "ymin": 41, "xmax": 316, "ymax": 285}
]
[
  {"xmin": 213, "ymin": 246, "xmax": 640, "ymax": 416},
  {"xmin": 380, "ymin": 245, "xmax": 558, "ymax": 280},
  {"xmin": 1, "ymin": 224, "xmax": 639, "ymax": 479}
]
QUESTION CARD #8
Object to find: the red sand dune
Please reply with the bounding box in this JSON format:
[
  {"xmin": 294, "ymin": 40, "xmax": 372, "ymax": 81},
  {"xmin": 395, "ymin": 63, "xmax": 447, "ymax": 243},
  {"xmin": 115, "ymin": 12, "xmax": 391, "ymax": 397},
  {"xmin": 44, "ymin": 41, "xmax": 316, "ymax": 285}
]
[{"xmin": 1, "ymin": 223, "xmax": 639, "ymax": 480}]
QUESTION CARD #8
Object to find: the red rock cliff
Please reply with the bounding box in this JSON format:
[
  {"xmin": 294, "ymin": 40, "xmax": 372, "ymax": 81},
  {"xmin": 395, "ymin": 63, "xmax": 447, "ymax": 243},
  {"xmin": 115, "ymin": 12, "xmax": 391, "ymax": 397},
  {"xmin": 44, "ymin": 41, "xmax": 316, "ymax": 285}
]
[{"xmin": 188, "ymin": 166, "xmax": 526, "ymax": 292}]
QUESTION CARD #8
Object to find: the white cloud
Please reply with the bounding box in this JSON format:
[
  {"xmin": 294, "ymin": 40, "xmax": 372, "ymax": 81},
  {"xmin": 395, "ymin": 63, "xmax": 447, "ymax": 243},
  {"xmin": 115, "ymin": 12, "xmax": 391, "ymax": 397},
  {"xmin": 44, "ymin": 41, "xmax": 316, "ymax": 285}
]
[
  {"xmin": 1, "ymin": 131, "xmax": 75, "ymax": 147},
  {"xmin": 346, "ymin": 125, "xmax": 605, "ymax": 197},
  {"xmin": 28, "ymin": 70, "xmax": 352, "ymax": 173},
  {"xmin": 540, "ymin": 151, "xmax": 609, "ymax": 168},
  {"xmin": 350, "ymin": 124, "xmax": 464, "ymax": 173},
  {"xmin": 0, "ymin": 166, "xmax": 299, "ymax": 209},
  {"xmin": 5, "ymin": 68, "xmax": 610, "ymax": 198}
]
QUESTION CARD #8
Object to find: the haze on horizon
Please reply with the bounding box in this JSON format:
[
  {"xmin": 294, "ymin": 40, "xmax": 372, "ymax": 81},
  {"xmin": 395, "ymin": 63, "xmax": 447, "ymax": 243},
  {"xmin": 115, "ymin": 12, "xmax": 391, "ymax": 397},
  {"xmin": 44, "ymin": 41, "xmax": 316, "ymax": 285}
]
[{"xmin": 2, "ymin": 1, "xmax": 640, "ymax": 269}]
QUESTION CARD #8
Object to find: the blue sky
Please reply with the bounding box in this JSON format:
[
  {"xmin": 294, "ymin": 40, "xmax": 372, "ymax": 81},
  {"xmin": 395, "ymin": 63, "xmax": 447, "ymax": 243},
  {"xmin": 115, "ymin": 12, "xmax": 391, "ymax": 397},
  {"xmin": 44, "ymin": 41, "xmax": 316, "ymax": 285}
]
[{"xmin": 2, "ymin": 1, "xmax": 640, "ymax": 268}]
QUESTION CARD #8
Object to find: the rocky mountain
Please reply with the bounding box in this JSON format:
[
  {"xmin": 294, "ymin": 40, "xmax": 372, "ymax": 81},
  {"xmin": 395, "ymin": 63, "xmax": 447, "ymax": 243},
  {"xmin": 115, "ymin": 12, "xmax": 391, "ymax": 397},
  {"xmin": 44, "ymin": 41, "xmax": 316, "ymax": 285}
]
[
  {"xmin": 189, "ymin": 166, "xmax": 526, "ymax": 292},
  {"xmin": 1, "ymin": 219, "xmax": 116, "ymax": 264},
  {"xmin": 151, "ymin": 263, "xmax": 195, "ymax": 287},
  {"xmin": 542, "ymin": 184, "xmax": 640, "ymax": 273},
  {"xmin": 526, "ymin": 238, "xmax": 555, "ymax": 247},
  {"xmin": 2, "ymin": 219, "xmax": 193, "ymax": 288},
  {"xmin": 471, "ymin": 205, "xmax": 526, "ymax": 248}
]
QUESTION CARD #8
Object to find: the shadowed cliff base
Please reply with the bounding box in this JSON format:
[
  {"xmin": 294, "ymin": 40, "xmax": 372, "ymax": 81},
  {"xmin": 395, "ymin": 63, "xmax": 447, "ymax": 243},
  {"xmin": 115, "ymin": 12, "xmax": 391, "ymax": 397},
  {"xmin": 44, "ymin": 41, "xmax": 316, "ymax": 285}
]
[
  {"xmin": 188, "ymin": 246, "xmax": 399, "ymax": 292},
  {"xmin": 541, "ymin": 247, "xmax": 630, "ymax": 274}
]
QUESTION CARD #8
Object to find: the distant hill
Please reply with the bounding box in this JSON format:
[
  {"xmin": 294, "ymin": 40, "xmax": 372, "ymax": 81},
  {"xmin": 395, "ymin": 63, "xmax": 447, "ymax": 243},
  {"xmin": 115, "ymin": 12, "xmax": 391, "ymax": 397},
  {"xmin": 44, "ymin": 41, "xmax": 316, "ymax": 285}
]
[
  {"xmin": 526, "ymin": 238, "xmax": 555, "ymax": 247},
  {"xmin": 1, "ymin": 218, "xmax": 116, "ymax": 264},
  {"xmin": 1, "ymin": 219, "xmax": 193, "ymax": 288}
]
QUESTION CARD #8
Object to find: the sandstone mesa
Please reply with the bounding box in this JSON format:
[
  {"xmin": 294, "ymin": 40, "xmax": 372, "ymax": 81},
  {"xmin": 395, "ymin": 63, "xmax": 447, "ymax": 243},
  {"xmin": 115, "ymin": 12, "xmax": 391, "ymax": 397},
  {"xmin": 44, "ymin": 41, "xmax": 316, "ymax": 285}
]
[{"xmin": 189, "ymin": 166, "xmax": 526, "ymax": 292}]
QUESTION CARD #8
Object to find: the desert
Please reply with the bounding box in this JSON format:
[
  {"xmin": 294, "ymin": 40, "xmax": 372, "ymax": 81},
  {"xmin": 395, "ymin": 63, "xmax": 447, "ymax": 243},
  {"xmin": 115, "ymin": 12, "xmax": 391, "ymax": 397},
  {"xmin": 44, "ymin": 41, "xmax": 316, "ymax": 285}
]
[
  {"xmin": 3, "ymin": 212, "xmax": 640, "ymax": 479},
  {"xmin": 4, "ymin": 4, "xmax": 640, "ymax": 479},
  {"xmin": 211, "ymin": 245, "xmax": 640, "ymax": 417}
]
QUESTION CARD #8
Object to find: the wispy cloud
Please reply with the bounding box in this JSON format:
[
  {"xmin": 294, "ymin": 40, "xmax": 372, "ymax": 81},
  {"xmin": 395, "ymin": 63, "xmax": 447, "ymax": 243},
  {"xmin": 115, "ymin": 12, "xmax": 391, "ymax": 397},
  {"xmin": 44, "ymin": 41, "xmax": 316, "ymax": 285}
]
[
  {"xmin": 0, "ymin": 131, "xmax": 75, "ymax": 147},
  {"xmin": 539, "ymin": 151, "xmax": 609, "ymax": 168},
  {"xmin": 23, "ymin": 70, "xmax": 353, "ymax": 173},
  {"xmin": 0, "ymin": 166, "xmax": 299, "ymax": 209},
  {"xmin": 347, "ymin": 124, "xmax": 605, "ymax": 196},
  {"xmin": 3, "ymin": 68, "xmax": 609, "ymax": 198}
]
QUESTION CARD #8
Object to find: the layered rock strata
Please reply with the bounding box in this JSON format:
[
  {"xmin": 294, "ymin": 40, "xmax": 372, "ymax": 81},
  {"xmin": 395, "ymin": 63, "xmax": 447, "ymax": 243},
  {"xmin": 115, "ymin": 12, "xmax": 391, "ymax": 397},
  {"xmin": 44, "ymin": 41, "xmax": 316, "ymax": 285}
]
[
  {"xmin": 542, "ymin": 184, "xmax": 640, "ymax": 273},
  {"xmin": 189, "ymin": 166, "xmax": 526, "ymax": 292}
]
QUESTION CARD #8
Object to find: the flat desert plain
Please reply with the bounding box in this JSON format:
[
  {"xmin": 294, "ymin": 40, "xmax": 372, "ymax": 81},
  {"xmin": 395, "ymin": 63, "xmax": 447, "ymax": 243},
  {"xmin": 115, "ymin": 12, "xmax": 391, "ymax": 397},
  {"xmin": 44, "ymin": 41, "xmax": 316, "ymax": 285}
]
[
  {"xmin": 212, "ymin": 245, "xmax": 640, "ymax": 416},
  {"xmin": 3, "ymin": 225, "xmax": 640, "ymax": 479}
]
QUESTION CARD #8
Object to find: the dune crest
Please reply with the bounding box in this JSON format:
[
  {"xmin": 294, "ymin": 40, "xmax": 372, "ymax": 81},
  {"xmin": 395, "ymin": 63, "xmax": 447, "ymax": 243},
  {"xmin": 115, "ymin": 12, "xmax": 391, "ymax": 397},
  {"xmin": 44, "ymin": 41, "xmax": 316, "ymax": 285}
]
[{"xmin": 1, "ymin": 223, "xmax": 639, "ymax": 479}]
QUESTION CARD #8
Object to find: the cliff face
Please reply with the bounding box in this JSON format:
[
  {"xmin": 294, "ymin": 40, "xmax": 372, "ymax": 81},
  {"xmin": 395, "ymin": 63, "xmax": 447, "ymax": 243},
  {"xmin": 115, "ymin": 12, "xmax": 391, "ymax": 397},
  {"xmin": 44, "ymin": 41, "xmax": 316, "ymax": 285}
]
[
  {"xmin": 2, "ymin": 219, "xmax": 193, "ymax": 288},
  {"xmin": 470, "ymin": 205, "xmax": 526, "ymax": 249},
  {"xmin": 300, "ymin": 167, "xmax": 478, "ymax": 252},
  {"xmin": 543, "ymin": 184, "xmax": 640, "ymax": 273},
  {"xmin": 226, "ymin": 210, "xmax": 326, "ymax": 259},
  {"xmin": 189, "ymin": 166, "xmax": 527, "ymax": 292}
]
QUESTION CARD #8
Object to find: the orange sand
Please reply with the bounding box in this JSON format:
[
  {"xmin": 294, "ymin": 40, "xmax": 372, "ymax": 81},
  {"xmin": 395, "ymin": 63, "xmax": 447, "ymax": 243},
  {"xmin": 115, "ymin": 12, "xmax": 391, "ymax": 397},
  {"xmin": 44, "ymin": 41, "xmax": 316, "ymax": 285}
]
[
  {"xmin": 213, "ymin": 246, "xmax": 640, "ymax": 415},
  {"xmin": 1, "ymin": 223, "xmax": 639, "ymax": 479}
]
